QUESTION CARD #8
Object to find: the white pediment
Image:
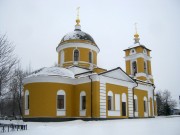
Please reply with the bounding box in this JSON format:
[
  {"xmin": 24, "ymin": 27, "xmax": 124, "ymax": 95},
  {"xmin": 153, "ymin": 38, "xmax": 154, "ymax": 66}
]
[{"xmin": 99, "ymin": 67, "xmax": 135, "ymax": 83}]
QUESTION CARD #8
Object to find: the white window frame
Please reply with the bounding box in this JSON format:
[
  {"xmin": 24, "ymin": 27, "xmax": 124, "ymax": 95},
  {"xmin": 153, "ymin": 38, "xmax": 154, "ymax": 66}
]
[
  {"xmin": 80, "ymin": 91, "xmax": 86, "ymax": 116},
  {"xmin": 108, "ymin": 91, "xmax": 121, "ymax": 116},
  {"xmin": 89, "ymin": 50, "xmax": 93, "ymax": 63},
  {"xmin": 134, "ymin": 95, "xmax": 138, "ymax": 117},
  {"xmin": 57, "ymin": 90, "xmax": 66, "ymax": 116},
  {"xmin": 130, "ymin": 49, "xmax": 136, "ymax": 55},
  {"xmin": 25, "ymin": 90, "xmax": 29, "ymax": 115},
  {"xmin": 108, "ymin": 91, "xmax": 113, "ymax": 111},
  {"xmin": 144, "ymin": 96, "xmax": 148, "ymax": 117},
  {"xmin": 122, "ymin": 93, "xmax": 127, "ymax": 116},
  {"xmin": 73, "ymin": 49, "xmax": 80, "ymax": 64}
]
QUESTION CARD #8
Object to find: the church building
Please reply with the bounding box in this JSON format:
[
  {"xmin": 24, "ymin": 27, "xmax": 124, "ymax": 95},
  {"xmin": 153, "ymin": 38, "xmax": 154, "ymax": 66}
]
[{"xmin": 23, "ymin": 11, "xmax": 157, "ymax": 121}]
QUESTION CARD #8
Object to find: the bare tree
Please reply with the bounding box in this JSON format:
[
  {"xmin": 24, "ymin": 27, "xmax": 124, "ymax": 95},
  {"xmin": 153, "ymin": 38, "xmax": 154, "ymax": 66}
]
[
  {"xmin": 156, "ymin": 90, "xmax": 177, "ymax": 116},
  {"xmin": 0, "ymin": 34, "xmax": 18, "ymax": 116}
]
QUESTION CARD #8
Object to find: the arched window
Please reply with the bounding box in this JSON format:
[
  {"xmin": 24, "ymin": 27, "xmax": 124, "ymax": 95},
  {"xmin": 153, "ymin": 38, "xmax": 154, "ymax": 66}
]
[
  {"xmin": 57, "ymin": 90, "xmax": 66, "ymax": 110},
  {"xmin": 144, "ymin": 61, "xmax": 147, "ymax": 74},
  {"xmin": 132, "ymin": 61, "xmax": 137, "ymax": 76},
  {"xmin": 80, "ymin": 91, "xmax": 86, "ymax": 110},
  {"xmin": 144, "ymin": 96, "xmax": 147, "ymax": 113},
  {"xmin": 74, "ymin": 49, "xmax": 79, "ymax": 61},
  {"xmin": 25, "ymin": 90, "xmax": 29, "ymax": 110},
  {"xmin": 122, "ymin": 93, "xmax": 127, "ymax": 116},
  {"xmin": 108, "ymin": 91, "xmax": 113, "ymax": 111},
  {"xmin": 89, "ymin": 51, "xmax": 93, "ymax": 63},
  {"xmin": 60, "ymin": 50, "xmax": 64, "ymax": 66},
  {"xmin": 134, "ymin": 95, "xmax": 138, "ymax": 112}
]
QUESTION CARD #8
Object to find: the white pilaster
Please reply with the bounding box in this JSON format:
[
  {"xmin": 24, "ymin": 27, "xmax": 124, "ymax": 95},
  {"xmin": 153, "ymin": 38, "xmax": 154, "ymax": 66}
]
[
  {"xmin": 100, "ymin": 81, "xmax": 106, "ymax": 118},
  {"xmin": 128, "ymin": 88, "xmax": 134, "ymax": 118}
]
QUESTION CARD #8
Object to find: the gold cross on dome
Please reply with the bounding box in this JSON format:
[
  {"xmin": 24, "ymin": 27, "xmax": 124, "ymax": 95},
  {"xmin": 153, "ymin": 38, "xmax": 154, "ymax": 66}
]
[
  {"xmin": 134, "ymin": 22, "xmax": 138, "ymax": 34},
  {"xmin": 76, "ymin": 7, "xmax": 80, "ymax": 20}
]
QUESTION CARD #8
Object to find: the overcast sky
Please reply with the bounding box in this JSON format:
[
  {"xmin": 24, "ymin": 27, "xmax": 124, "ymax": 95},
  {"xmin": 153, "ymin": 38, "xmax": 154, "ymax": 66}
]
[{"xmin": 0, "ymin": 0, "xmax": 180, "ymax": 106}]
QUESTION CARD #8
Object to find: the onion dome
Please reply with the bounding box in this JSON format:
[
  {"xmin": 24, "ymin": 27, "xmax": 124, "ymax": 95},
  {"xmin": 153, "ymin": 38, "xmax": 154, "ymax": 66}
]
[
  {"xmin": 60, "ymin": 28, "xmax": 96, "ymax": 45},
  {"xmin": 134, "ymin": 23, "xmax": 140, "ymax": 44}
]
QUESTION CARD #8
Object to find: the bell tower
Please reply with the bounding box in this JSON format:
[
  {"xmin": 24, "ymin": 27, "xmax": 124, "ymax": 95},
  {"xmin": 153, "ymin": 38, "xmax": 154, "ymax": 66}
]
[{"xmin": 124, "ymin": 24, "xmax": 154, "ymax": 83}]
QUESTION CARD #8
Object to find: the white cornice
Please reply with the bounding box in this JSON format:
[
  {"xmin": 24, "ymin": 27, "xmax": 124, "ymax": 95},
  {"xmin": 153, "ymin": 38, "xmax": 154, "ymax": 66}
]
[
  {"xmin": 124, "ymin": 53, "xmax": 151, "ymax": 61},
  {"xmin": 23, "ymin": 74, "xmax": 100, "ymax": 86},
  {"xmin": 56, "ymin": 43, "xmax": 100, "ymax": 53}
]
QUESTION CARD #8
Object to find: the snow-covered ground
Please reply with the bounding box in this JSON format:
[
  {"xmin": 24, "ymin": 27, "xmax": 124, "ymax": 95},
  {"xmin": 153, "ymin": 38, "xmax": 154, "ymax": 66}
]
[{"xmin": 1, "ymin": 116, "xmax": 180, "ymax": 135}]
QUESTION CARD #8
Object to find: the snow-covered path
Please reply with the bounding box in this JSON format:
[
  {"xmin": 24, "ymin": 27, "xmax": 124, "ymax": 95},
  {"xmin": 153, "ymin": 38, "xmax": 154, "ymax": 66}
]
[{"xmin": 1, "ymin": 116, "xmax": 180, "ymax": 135}]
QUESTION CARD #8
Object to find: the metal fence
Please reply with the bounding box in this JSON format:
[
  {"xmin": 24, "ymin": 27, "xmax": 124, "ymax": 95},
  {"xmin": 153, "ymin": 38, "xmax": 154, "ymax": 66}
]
[{"xmin": 0, "ymin": 123, "xmax": 27, "ymax": 133}]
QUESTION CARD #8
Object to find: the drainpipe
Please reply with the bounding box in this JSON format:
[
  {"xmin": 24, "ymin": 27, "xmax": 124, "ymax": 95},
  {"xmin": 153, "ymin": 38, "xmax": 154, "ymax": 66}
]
[
  {"xmin": 132, "ymin": 81, "xmax": 138, "ymax": 118},
  {"xmin": 88, "ymin": 76, "xmax": 93, "ymax": 118}
]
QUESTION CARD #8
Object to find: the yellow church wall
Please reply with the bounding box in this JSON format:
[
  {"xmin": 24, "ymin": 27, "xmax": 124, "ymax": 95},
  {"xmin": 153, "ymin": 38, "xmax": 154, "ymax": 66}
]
[
  {"xmin": 126, "ymin": 60, "xmax": 131, "ymax": 75},
  {"xmin": 134, "ymin": 89, "xmax": 148, "ymax": 117},
  {"xmin": 136, "ymin": 46, "xmax": 143, "ymax": 53},
  {"xmin": 61, "ymin": 47, "xmax": 97, "ymax": 68},
  {"xmin": 106, "ymin": 83, "xmax": 128, "ymax": 118},
  {"xmin": 137, "ymin": 76, "xmax": 147, "ymax": 81},
  {"xmin": 63, "ymin": 62, "xmax": 74, "ymax": 68},
  {"xmin": 64, "ymin": 48, "xmax": 74, "ymax": 62},
  {"xmin": 73, "ymin": 81, "xmax": 100, "ymax": 118},
  {"xmin": 92, "ymin": 81, "xmax": 100, "ymax": 117},
  {"xmin": 23, "ymin": 83, "xmax": 74, "ymax": 118},
  {"xmin": 93, "ymin": 50, "xmax": 97, "ymax": 65},
  {"xmin": 93, "ymin": 67, "xmax": 107, "ymax": 74},
  {"xmin": 77, "ymin": 63, "xmax": 90, "ymax": 68},
  {"xmin": 23, "ymin": 81, "xmax": 100, "ymax": 118},
  {"xmin": 137, "ymin": 57, "xmax": 144, "ymax": 73},
  {"xmin": 150, "ymin": 98, "xmax": 153, "ymax": 117},
  {"xmin": 124, "ymin": 46, "xmax": 151, "ymax": 57},
  {"xmin": 125, "ymin": 50, "xmax": 130, "ymax": 56},
  {"xmin": 73, "ymin": 83, "xmax": 92, "ymax": 117},
  {"xmin": 147, "ymin": 60, "xmax": 152, "ymax": 75}
]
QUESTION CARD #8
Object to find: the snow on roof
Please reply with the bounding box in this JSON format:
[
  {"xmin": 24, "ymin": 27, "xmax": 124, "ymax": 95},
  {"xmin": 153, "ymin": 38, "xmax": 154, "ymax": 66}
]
[
  {"xmin": 60, "ymin": 30, "xmax": 96, "ymax": 44},
  {"xmin": 26, "ymin": 67, "xmax": 75, "ymax": 78},
  {"xmin": 124, "ymin": 43, "xmax": 151, "ymax": 51}
]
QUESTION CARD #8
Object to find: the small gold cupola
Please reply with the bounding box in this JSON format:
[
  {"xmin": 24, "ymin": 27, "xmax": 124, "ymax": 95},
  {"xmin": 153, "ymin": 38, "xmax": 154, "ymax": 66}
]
[
  {"xmin": 75, "ymin": 7, "xmax": 81, "ymax": 31},
  {"xmin": 134, "ymin": 23, "xmax": 140, "ymax": 44}
]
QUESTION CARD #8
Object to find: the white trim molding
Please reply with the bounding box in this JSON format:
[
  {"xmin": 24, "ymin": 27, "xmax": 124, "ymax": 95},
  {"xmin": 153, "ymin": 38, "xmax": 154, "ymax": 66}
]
[
  {"xmin": 124, "ymin": 53, "xmax": 151, "ymax": 61},
  {"xmin": 122, "ymin": 93, "xmax": 127, "ymax": 116},
  {"xmin": 56, "ymin": 43, "xmax": 100, "ymax": 53},
  {"xmin": 57, "ymin": 90, "xmax": 66, "ymax": 116},
  {"xmin": 80, "ymin": 91, "xmax": 86, "ymax": 116},
  {"xmin": 108, "ymin": 111, "xmax": 121, "ymax": 116},
  {"xmin": 24, "ymin": 90, "xmax": 29, "ymax": 115}
]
